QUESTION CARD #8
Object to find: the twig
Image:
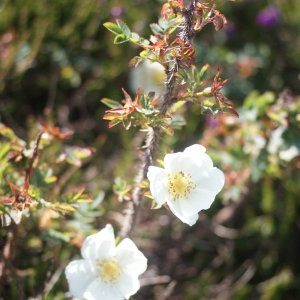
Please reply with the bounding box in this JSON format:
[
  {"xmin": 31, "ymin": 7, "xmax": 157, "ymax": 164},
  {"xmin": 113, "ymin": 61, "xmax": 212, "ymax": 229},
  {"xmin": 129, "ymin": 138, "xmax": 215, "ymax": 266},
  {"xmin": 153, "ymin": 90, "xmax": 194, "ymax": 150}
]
[
  {"xmin": 118, "ymin": 0, "xmax": 200, "ymax": 238},
  {"xmin": 26, "ymin": 131, "xmax": 43, "ymax": 180},
  {"xmin": 158, "ymin": 280, "xmax": 177, "ymax": 300}
]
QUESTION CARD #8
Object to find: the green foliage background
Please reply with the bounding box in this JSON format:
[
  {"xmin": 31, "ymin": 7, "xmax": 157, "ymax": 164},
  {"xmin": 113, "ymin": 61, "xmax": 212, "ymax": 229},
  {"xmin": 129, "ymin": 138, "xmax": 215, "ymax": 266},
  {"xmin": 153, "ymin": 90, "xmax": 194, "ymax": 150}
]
[{"xmin": 0, "ymin": 0, "xmax": 300, "ymax": 299}]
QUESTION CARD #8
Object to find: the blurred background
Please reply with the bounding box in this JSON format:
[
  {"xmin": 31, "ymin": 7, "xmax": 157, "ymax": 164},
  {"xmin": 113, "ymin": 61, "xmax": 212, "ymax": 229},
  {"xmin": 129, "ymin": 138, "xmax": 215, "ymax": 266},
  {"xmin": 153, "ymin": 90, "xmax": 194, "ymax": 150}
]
[{"xmin": 0, "ymin": 0, "xmax": 300, "ymax": 299}]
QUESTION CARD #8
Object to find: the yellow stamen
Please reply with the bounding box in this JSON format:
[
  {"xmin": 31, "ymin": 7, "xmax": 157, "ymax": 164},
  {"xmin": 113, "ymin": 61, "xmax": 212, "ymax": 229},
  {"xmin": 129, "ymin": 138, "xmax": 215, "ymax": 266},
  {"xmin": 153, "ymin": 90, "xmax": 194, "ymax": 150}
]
[
  {"xmin": 97, "ymin": 257, "xmax": 122, "ymax": 284},
  {"xmin": 168, "ymin": 171, "xmax": 196, "ymax": 200}
]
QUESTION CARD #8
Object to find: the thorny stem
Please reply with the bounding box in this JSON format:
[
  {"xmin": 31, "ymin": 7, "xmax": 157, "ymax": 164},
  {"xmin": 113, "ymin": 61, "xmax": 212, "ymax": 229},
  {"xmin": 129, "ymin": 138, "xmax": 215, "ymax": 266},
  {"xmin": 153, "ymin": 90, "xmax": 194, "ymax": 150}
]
[
  {"xmin": 118, "ymin": 0, "xmax": 198, "ymax": 239},
  {"xmin": 26, "ymin": 131, "xmax": 43, "ymax": 180}
]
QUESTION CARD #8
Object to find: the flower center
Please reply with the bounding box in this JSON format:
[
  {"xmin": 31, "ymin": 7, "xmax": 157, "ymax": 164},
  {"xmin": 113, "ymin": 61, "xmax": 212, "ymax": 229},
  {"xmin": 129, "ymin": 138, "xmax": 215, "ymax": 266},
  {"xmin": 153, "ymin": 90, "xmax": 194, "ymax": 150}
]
[
  {"xmin": 167, "ymin": 171, "xmax": 196, "ymax": 200},
  {"xmin": 97, "ymin": 257, "xmax": 122, "ymax": 284}
]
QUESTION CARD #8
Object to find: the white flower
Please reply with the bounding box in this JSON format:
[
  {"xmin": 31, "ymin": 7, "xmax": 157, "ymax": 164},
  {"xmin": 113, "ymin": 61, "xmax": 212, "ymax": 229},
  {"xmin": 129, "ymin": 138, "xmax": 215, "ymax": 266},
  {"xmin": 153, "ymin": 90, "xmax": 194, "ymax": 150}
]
[
  {"xmin": 129, "ymin": 59, "xmax": 165, "ymax": 96},
  {"xmin": 267, "ymin": 126, "xmax": 299, "ymax": 161},
  {"xmin": 65, "ymin": 224, "xmax": 147, "ymax": 300},
  {"xmin": 279, "ymin": 145, "xmax": 299, "ymax": 161},
  {"xmin": 147, "ymin": 144, "xmax": 225, "ymax": 226}
]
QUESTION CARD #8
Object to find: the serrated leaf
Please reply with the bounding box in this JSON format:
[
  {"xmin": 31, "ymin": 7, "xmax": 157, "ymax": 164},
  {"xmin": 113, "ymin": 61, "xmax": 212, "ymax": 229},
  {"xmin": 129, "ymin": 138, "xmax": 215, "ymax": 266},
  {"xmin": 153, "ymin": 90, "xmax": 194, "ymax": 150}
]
[
  {"xmin": 172, "ymin": 100, "xmax": 186, "ymax": 111},
  {"xmin": 169, "ymin": 116, "xmax": 186, "ymax": 127},
  {"xmin": 114, "ymin": 34, "xmax": 129, "ymax": 44},
  {"xmin": 65, "ymin": 146, "xmax": 95, "ymax": 166},
  {"xmin": 128, "ymin": 56, "xmax": 144, "ymax": 68},
  {"xmin": 91, "ymin": 191, "xmax": 105, "ymax": 208},
  {"xmin": 156, "ymin": 159, "xmax": 164, "ymax": 167},
  {"xmin": 130, "ymin": 32, "xmax": 140, "ymax": 42},
  {"xmin": 101, "ymin": 98, "xmax": 122, "ymax": 109},
  {"xmin": 109, "ymin": 118, "xmax": 122, "ymax": 128},
  {"xmin": 140, "ymin": 49, "xmax": 150, "ymax": 59},
  {"xmin": 0, "ymin": 143, "xmax": 10, "ymax": 160},
  {"xmin": 0, "ymin": 123, "xmax": 16, "ymax": 140},
  {"xmin": 66, "ymin": 147, "xmax": 95, "ymax": 159},
  {"xmin": 62, "ymin": 187, "xmax": 85, "ymax": 202},
  {"xmin": 139, "ymin": 179, "xmax": 149, "ymax": 189},
  {"xmin": 103, "ymin": 22, "xmax": 123, "ymax": 35},
  {"xmin": 45, "ymin": 229, "xmax": 70, "ymax": 242},
  {"xmin": 192, "ymin": 65, "xmax": 199, "ymax": 83},
  {"xmin": 158, "ymin": 17, "xmax": 169, "ymax": 29},
  {"xmin": 151, "ymin": 198, "xmax": 163, "ymax": 209},
  {"xmin": 116, "ymin": 19, "xmax": 131, "ymax": 38},
  {"xmin": 141, "ymin": 94, "xmax": 147, "ymax": 110},
  {"xmin": 54, "ymin": 203, "xmax": 76, "ymax": 214},
  {"xmin": 44, "ymin": 176, "xmax": 57, "ymax": 184},
  {"xmin": 150, "ymin": 23, "xmax": 164, "ymax": 35},
  {"xmin": 199, "ymin": 64, "xmax": 210, "ymax": 81},
  {"xmin": 179, "ymin": 68, "xmax": 191, "ymax": 82},
  {"xmin": 103, "ymin": 111, "xmax": 125, "ymax": 120},
  {"xmin": 159, "ymin": 121, "xmax": 174, "ymax": 135},
  {"xmin": 28, "ymin": 185, "xmax": 42, "ymax": 199},
  {"xmin": 139, "ymin": 38, "xmax": 150, "ymax": 45},
  {"xmin": 152, "ymin": 114, "xmax": 172, "ymax": 121},
  {"xmin": 144, "ymin": 191, "xmax": 154, "ymax": 199}
]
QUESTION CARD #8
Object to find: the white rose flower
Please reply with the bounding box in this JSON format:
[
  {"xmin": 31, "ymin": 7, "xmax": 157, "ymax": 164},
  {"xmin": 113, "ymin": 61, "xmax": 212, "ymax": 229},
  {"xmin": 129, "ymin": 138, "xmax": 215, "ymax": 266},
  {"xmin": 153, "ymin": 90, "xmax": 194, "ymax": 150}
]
[
  {"xmin": 129, "ymin": 59, "xmax": 165, "ymax": 96},
  {"xmin": 147, "ymin": 144, "xmax": 225, "ymax": 226},
  {"xmin": 65, "ymin": 224, "xmax": 147, "ymax": 300}
]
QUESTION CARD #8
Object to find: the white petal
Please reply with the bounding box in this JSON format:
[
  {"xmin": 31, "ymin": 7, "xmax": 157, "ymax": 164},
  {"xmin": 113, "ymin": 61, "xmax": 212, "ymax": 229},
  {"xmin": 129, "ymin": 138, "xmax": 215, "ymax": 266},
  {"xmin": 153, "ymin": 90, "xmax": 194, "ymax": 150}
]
[
  {"xmin": 81, "ymin": 224, "xmax": 116, "ymax": 261},
  {"xmin": 116, "ymin": 238, "xmax": 147, "ymax": 275},
  {"xmin": 179, "ymin": 188, "xmax": 217, "ymax": 216},
  {"xmin": 65, "ymin": 259, "xmax": 97, "ymax": 299},
  {"xmin": 194, "ymin": 167, "xmax": 225, "ymax": 193},
  {"xmin": 183, "ymin": 144, "xmax": 206, "ymax": 156},
  {"xmin": 184, "ymin": 145, "xmax": 214, "ymax": 170},
  {"xmin": 117, "ymin": 272, "xmax": 141, "ymax": 299},
  {"xmin": 164, "ymin": 152, "xmax": 184, "ymax": 173},
  {"xmin": 167, "ymin": 197, "xmax": 184, "ymax": 217},
  {"xmin": 147, "ymin": 166, "xmax": 168, "ymax": 205},
  {"xmin": 168, "ymin": 203, "xmax": 198, "ymax": 226},
  {"xmin": 84, "ymin": 280, "xmax": 123, "ymax": 300}
]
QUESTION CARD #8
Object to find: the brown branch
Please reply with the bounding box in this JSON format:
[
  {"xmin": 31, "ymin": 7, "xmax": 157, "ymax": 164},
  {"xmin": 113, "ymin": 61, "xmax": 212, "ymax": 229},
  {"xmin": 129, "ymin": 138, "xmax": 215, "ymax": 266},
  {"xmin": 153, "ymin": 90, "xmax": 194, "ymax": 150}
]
[
  {"xmin": 25, "ymin": 131, "xmax": 43, "ymax": 180},
  {"xmin": 118, "ymin": 0, "xmax": 198, "ymax": 239}
]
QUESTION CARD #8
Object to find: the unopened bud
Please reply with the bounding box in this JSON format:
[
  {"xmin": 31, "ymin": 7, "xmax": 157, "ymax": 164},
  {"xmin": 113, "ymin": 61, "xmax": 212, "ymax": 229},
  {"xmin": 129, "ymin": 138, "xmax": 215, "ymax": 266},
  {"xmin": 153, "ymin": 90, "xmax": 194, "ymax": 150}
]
[{"xmin": 198, "ymin": 87, "xmax": 213, "ymax": 97}]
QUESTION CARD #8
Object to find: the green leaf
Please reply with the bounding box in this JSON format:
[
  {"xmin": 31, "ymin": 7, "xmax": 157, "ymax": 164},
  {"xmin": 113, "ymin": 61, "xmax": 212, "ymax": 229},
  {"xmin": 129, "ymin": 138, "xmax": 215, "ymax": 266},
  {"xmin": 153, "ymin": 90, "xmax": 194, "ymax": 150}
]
[
  {"xmin": 114, "ymin": 34, "xmax": 129, "ymax": 44},
  {"xmin": 65, "ymin": 146, "xmax": 95, "ymax": 166},
  {"xmin": 192, "ymin": 65, "xmax": 199, "ymax": 83},
  {"xmin": 139, "ymin": 38, "xmax": 150, "ymax": 45},
  {"xmin": 0, "ymin": 143, "xmax": 10, "ymax": 161},
  {"xmin": 128, "ymin": 56, "xmax": 144, "ymax": 68},
  {"xmin": 109, "ymin": 118, "xmax": 122, "ymax": 128},
  {"xmin": 158, "ymin": 121, "xmax": 174, "ymax": 135},
  {"xmin": 150, "ymin": 23, "xmax": 164, "ymax": 35},
  {"xmin": 130, "ymin": 32, "xmax": 140, "ymax": 42},
  {"xmin": 116, "ymin": 19, "xmax": 131, "ymax": 38},
  {"xmin": 0, "ymin": 123, "xmax": 16, "ymax": 140},
  {"xmin": 101, "ymin": 98, "xmax": 122, "ymax": 109},
  {"xmin": 141, "ymin": 94, "xmax": 147, "ymax": 110},
  {"xmin": 103, "ymin": 22, "xmax": 123, "ymax": 35},
  {"xmin": 179, "ymin": 68, "xmax": 191, "ymax": 82},
  {"xmin": 169, "ymin": 116, "xmax": 186, "ymax": 128},
  {"xmin": 28, "ymin": 185, "xmax": 42, "ymax": 199},
  {"xmin": 140, "ymin": 49, "xmax": 150, "ymax": 59},
  {"xmin": 54, "ymin": 203, "xmax": 76, "ymax": 214},
  {"xmin": 199, "ymin": 64, "xmax": 210, "ymax": 81},
  {"xmin": 62, "ymin": 187, "xmax": 85, "ymax": 202},
  {"xmin": 158, "ymin": 18, "xmax": 169, "ymax": 30},
  {"xmin": 44, "ymin": 229, "xmax": 70, "ymax": 242}
]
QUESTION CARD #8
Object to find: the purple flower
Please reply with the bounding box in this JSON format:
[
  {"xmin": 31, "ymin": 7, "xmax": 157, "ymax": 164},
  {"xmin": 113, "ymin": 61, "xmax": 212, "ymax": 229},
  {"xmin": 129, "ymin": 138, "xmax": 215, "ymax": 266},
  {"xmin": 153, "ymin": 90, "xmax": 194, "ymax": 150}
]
[{"xmin": 256, "ymin": 6, "xmax": 280, "ymax": 28}]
